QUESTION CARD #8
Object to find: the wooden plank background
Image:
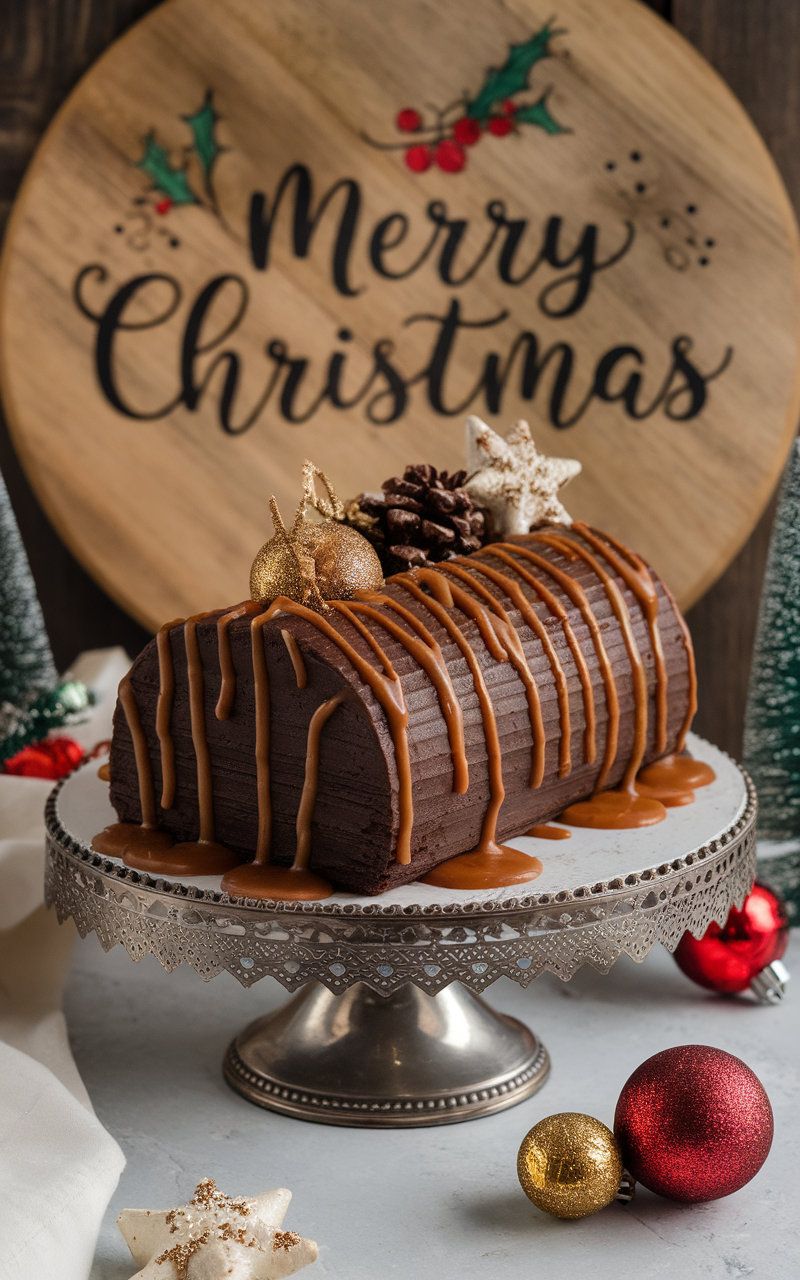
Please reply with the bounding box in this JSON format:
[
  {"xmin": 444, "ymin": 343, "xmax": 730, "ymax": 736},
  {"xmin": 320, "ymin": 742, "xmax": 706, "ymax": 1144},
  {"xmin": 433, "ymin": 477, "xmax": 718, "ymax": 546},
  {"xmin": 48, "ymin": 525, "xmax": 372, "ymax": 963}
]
[{"xmin": 1, "ymin": 0, "xmax": 798, "ymax": 759}]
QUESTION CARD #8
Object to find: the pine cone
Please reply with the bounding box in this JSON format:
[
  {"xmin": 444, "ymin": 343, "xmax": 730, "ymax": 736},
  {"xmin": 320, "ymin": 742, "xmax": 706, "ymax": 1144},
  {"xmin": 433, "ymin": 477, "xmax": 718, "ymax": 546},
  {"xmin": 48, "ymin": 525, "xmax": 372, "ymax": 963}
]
[{"xmin": 344, "ymin": 464, "xmax": 486, "ymax": 576}]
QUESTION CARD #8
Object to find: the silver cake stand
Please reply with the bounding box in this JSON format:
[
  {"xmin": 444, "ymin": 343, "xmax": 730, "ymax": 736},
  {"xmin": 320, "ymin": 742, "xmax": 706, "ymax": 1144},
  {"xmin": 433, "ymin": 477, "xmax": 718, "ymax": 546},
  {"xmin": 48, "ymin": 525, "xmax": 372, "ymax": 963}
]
[{"xmin": 45, "ymin": 735, "xmax": 755, "ymax": 1128}]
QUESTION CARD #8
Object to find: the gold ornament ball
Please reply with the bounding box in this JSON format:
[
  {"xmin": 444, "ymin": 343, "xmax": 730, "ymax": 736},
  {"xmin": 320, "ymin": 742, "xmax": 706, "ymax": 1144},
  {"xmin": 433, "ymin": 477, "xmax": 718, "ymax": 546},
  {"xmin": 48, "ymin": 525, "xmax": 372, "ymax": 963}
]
[
  {"xmin": 303, "ymin": 520, "xmax": 384, "ymax": 601},
  {"xmin": 250, "ymin": 519, "xmax": 383, "ymax": 608},
  {"xmin": 517, "ymin": 1113, "xmax": 623, "ymax": 1219}
]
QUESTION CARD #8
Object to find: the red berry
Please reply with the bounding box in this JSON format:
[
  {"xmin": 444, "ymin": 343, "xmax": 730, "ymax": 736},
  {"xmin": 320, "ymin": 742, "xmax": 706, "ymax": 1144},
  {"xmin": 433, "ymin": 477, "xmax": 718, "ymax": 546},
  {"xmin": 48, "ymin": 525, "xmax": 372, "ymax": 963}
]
[
  {"xmin": 500, "ymin": 99, "xmax": 516, "ymax": 115},
  {"xmin": 453, "ymin": 117, "xmax": 481, "ymax": 146},
  {"xmin": 435, "ymin": 139, "xmax": 466, "ymax": 173},
  {"xmin": 405, "ymin": 144, "xmax": 432, "ymax": 173},
  {"xmin": 155, "ymin": 197, "xmax": 173, "ymax": 215},
  {"xmin": 488, "ymin": 116, "xmax": 514, "ymax": 137},
  {"xmin": 397, "ymin": 108, "xmax": 422, "ymax": 132}
]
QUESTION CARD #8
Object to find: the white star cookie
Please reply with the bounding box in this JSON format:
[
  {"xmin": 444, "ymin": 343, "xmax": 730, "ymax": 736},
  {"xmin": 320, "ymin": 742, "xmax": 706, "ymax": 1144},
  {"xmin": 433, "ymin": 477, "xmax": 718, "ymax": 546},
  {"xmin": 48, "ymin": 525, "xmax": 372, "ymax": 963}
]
[
  {"xmin": 464, "ymin": 415, "xmax": 581, "ymax": 536},
  {"xmin": 117, "ymin": 1178, "xmax": 318, "ymax": 1280}
]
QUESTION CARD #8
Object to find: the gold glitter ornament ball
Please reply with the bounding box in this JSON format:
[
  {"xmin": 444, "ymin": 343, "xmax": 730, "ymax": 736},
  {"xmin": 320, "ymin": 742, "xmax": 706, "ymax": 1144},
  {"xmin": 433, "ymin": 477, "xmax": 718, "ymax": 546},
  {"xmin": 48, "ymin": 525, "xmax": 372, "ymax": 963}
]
[
  {"xmin": 250, "ymin": 460, "xmax": 384, "ymax": 610},
  {"xmin": 250, "ymin": 518, "xmax": 383, "ymax": 608},
  {"xmin": 517, "ymin": 1113, "xmax": 623, "ymax": 1219}
]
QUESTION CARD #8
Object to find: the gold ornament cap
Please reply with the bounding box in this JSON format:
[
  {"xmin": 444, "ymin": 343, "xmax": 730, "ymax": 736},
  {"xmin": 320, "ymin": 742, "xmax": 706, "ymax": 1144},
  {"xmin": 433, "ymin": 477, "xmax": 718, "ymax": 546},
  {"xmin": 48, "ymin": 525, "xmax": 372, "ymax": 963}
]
[
  {"xmin": 250, "ymin": 462, "xmax": 384, "ymax": 610},
  {"xmin": 517, "ymin": 1113, "xmax": 624, "ymax": 1219}
]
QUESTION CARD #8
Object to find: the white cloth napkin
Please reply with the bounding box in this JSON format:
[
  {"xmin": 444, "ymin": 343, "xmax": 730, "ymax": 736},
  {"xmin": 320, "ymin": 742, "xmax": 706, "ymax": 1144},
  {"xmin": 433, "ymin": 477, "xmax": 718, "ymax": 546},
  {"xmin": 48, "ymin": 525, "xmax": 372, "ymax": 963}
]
[{"xmin": 0, "ymin": 648, "xmax": 130, "ymax": 1280}]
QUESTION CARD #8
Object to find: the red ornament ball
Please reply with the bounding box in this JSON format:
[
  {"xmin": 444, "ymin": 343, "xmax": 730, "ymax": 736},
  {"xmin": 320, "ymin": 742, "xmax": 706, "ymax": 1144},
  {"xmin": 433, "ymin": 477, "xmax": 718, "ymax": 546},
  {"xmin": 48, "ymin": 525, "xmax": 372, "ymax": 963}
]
[
  {"xmin": 500, "ymin": 98, "xmax": 516, "ymax": 115},
  {"xmin": 488, "ymin": 116, "xmax": 514, "ymax": 137},
  {"xmin": 405, "ymin": 144, "xmax": 432, "ymax": 173},
  {"xmin": 614, "ymin": 1045, "xmax": 773, "ymax": 1202},
  {"xmin": 453, "ymin": 117, "xmax": 481, "ymax": 146},
  {"xmin": 674, "ymin": 884, "xmax": 789, "ymax": 993},
  {"xmin": 435, "ymin": 139, "xmax": 466, "ymax": 173},
  {"xmin": 4, "ymin": 736, "xmax": 85, "ymax": 780},
  {"xmin": 396, "ymin": 108, "xmax": 422, "ymax": 132}
]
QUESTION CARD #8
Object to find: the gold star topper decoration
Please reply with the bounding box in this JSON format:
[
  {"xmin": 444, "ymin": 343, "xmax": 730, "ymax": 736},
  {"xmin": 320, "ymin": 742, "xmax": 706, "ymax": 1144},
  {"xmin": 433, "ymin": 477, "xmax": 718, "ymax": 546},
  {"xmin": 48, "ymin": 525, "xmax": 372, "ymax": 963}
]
[
  {"xmin": 116, "ymin": 1178, "xmax": 318, "ymax": 1279},
  {"xmin": 250, "ymin": 461, "xmax": 384, "ymax": 611},
  {"xmin": 463, "ymin": 415, "xmax": 582, "ymax": 536}
]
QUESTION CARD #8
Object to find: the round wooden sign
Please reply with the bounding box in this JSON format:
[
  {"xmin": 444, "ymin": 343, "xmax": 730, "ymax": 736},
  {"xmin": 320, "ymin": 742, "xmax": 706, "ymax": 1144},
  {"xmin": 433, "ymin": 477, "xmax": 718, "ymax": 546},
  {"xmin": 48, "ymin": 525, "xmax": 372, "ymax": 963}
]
[{"xmin": 1, "ymin": 0, "xmax": 799, "ymax": 630}]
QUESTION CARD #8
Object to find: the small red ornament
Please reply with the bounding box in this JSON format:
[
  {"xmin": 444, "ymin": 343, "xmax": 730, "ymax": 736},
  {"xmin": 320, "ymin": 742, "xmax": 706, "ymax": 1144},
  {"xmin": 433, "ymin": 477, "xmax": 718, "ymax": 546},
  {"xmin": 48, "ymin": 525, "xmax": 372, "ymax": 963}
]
[
  {"xmin": 4, "ymin": 736, "xmax": 85, "ymax": 780},
  {"xmin": 500, "ymin": 98, "xmax": 516, "ymax": 115},
  {"xmin": 155, "ymin": 197, "xmax": 173, "ymax": 215},
  {"xmin": 453, "ymin": 117, "xmax": 481, "ymax": 146},
  {"xmin": 488, "ymin": 116, "xmax": 514, "ymax": 136},
  {"xmin": 396, "ymin": 108, "xmax": 422, "ymax": 132},
  {"xmin": 405, "ymin": 144, "xmax": 432, "ymax": 173},
  {"xmin": 435, "ymin": 139, "xmax": 465, "ymax": 173},
  {"xmin": 674, "ymin": 884, "xmax": 789, "ymax": 999},
  {"xmin": 615, "ymin": 1045, "xmax": 773, "ymax": 1202}
]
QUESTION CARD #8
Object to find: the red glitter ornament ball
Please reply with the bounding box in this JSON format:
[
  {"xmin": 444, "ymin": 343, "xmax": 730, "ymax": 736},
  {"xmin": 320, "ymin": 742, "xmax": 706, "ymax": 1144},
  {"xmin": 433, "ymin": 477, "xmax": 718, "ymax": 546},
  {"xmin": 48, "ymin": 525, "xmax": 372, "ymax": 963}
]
[
  {"xmin": 674, "ymin": 884, "xmax": 789, "ymax": 993},
  {"xmin": 488, "ymin": 116, "xmax": 514, "ymax": 136},
  {"xmin": 3, "ymin": 736, "xmax": 84, "ymax": 779},
  {"xmin": 396, "ymin": 108, "xmax": 422, "ymax": 132},
  {"xmin": 614, "ymin": 1045, "xmax": 773, "ymax": 1202},
  {"xmin": 435, "ymin": 139, "xmax": 466, "ymax": 172}
]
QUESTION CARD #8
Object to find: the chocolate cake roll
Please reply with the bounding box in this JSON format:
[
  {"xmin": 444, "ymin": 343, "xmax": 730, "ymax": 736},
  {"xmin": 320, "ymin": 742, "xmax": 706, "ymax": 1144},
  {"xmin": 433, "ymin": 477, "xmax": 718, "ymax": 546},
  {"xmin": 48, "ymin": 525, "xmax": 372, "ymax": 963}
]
[{"xmin": 103, "ymin": 522, "xmax": 699, "ymax": 895}]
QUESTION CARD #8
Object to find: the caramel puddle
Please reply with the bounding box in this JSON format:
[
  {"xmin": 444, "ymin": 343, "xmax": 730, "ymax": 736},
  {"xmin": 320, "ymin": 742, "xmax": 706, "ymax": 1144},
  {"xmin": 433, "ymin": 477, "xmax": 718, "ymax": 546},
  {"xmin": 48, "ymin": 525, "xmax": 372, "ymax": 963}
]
[
  {"xmin": 161, "ymin": 840, "xmax": 241, "ymax": 875},
  {"xmin": 561, "ymin": 752, "xmax": 716, "ymax": 830},
  {"xmin": 526, "ymin": 824, "xmax": 571, "ymax": 840},
  {"xmin": 221, "ymin": 862, "xmax": 333, "ymax": 901},
  {"xmin": 638, "ymin": 754, "xmax": 715, "ymax": 791},
  {"xmin": 560, "ymin": 790, "xmax": 667, "ymax": 829},
  {"xmin": 632, "ymin": 753, "xmax": 717, "ymax": 808},
  {"xmin": 422, "ymin": 843, "xmax": 543, "ymax": 890},
  {"xmin": 91, "ymin": 822, "xmax": 175, "ymax": 864}
]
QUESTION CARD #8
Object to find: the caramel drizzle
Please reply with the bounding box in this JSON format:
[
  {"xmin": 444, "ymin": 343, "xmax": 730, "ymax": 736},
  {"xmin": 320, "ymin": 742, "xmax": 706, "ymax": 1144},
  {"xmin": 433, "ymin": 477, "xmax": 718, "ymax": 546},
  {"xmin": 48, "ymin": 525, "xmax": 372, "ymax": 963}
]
[
  {"xmin": 216, "ymin": 601, "xmax": 262, "ymax": 720},
  {"xmin": 281, "ymin": 629, "xmax": 308, "ymax": 689},
  {"xmin": 262, "ymin": 597, "xmax": 413, "ymax": 865},
  {"xmin": 389, "ymin": 569, "xmax": 509, "ymax": 857},
  {"xmin": 341, "ymin": 593, "xmax": 469, "ymax": 793},
  {"xmin": 573, "ymin": 522, "xmax": 668, "ymax": 754},
  {"xmin": 294, "ymin": 693, "xmax": 346, "ymax": 869},
  {"xmin": 489, "ymin": 542, "xmax": 620, "ymax": 792},
  {"xmin": 452, "ymin": 557, "xmax": 577, "ymax": 777},
  {"xmin": 413, "ymin": 567, "xmax": 510, "ymax": 661},
  {"xmin": 250, "ymin": 610, "xmax": 274, "ymax": 862},
  {"xmin": 659, "ymin": 577, "xmax": 698, "ymax": 751},
  {"xmin": 118, "ymin": 674, "xmax": 158, "ymax": 827},
  {"xmin": 531, "ymin": 533, "xmax": 647, "ymax": 793},
  {"xmin": 155, "ymin": 618, "xmax": 184, "ymax": 809},
  {"xmin": 432, "ymin": 562, "xmax": 545, "ymax": 788},
  {"xmin": 185, "ymin": 612, "xmax": 227, "ymax": 843},
  {"xmin": 466, "ymin": 550, "xmax": 594, "ymax": 769}
]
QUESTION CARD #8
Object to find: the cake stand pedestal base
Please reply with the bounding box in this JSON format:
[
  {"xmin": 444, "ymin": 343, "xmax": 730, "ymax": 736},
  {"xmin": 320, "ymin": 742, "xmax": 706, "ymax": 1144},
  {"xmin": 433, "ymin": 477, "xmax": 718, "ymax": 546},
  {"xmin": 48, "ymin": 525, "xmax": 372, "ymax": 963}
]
[
  {"xmin": 222, "ymin": 981, "xmax": 549, "ymax": 1127},
  {"xmin": 46, "ymin": 738, "xmax": 755, "ymax": 1129}
]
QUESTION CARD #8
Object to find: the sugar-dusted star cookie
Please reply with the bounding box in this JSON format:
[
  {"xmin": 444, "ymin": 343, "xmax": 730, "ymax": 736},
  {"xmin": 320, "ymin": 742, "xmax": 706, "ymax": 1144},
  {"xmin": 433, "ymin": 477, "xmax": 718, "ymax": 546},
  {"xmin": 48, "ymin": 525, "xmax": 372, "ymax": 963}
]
[
  {"xmin": 117, "ymin": 1178, "xmax": 318, "ymax": 1279},
  {"xmin": 464, "ymin": 415, "xmax": 581, "ymax": 536}
]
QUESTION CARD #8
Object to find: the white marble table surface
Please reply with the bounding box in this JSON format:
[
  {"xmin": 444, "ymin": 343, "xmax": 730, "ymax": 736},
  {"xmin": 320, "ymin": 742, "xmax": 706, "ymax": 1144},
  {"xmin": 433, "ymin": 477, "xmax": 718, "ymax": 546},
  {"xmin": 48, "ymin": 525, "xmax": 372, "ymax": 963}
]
[{"xmin": 66, "ymin": 929, "xmax": 799, "ymax": 1280}]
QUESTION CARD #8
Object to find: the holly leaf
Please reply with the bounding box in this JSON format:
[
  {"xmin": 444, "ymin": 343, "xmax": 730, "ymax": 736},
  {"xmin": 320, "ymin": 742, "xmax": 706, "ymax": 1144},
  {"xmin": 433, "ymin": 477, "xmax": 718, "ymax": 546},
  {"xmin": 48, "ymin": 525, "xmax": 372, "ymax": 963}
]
[
  {"xmin": 515, "ymin": 93, "xmax": 568, "ymax": 135},
  {"xmin": 467, "ymin": 21, "xmax": 560, "ymax": 120},
  {"xmin": 183, "ymin": 91, "xmax": 222, "ymax": 181},
  {"xmin": 136, "ymin": 134, "xmax": 197, "ymax": 204}
]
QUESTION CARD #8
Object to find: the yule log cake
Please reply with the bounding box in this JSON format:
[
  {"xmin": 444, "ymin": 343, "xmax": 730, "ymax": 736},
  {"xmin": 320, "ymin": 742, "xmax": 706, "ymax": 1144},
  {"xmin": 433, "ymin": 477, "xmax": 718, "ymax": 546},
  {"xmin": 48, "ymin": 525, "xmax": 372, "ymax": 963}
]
[{"xmin": 94, "ymin": 419, "xmax": 712, "ymax": 899}]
